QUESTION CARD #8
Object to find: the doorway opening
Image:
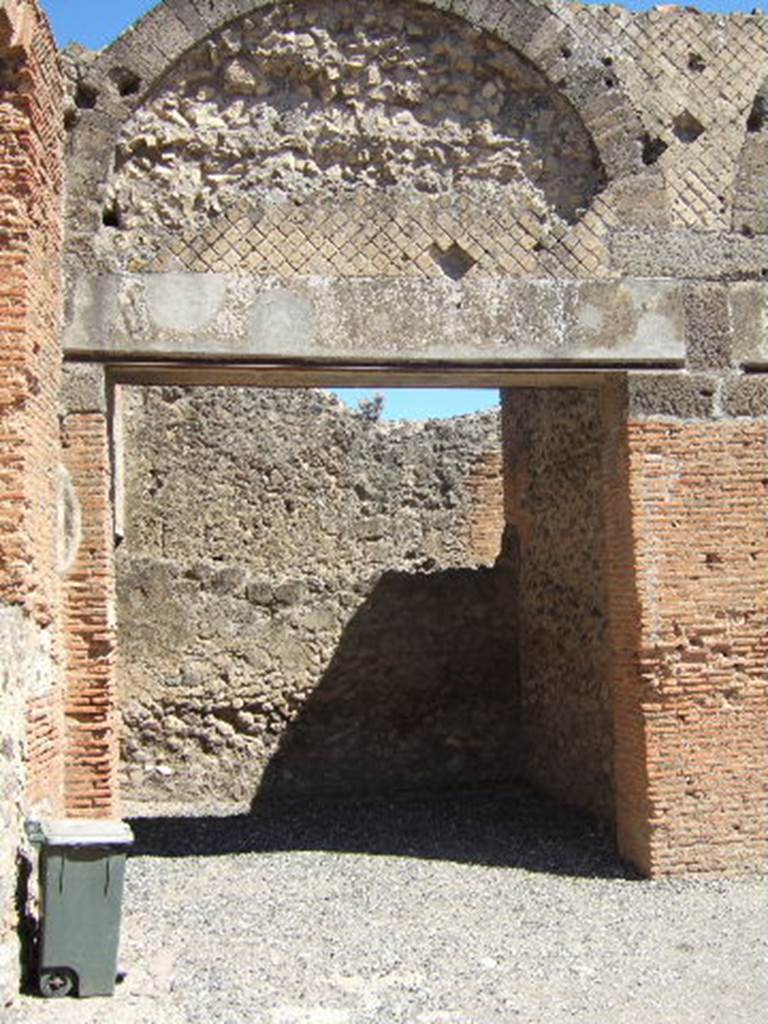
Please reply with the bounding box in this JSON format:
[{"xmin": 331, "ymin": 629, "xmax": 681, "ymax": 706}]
[{"xmin": 107, "ymin": 372, "xmax": 618, "ymax": 875}]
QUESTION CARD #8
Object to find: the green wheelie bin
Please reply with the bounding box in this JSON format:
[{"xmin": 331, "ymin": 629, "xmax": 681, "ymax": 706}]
[{"xmin": 27, "ymin": 819, "xmax": 134, "ymax": 998}]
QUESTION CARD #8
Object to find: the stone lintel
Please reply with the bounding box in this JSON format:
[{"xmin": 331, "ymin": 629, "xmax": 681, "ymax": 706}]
[{"xmin": 64, "ymin": 273, "xmax": 687, "ymax": 367}]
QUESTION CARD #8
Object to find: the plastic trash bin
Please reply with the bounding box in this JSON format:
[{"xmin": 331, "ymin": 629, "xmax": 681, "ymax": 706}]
[{"xmin": 26, "ymin": 819, "xmax": 134, "ymax": 998}]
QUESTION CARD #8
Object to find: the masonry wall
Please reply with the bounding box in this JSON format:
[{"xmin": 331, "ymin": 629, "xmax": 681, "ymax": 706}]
[
  {"xmin": 0, "ymin": 0, "xmax": 63, "ymax": 1000},
  {"xmin": 116, "ymin": 387, "xmax": 516, "ymax": 809},
  {"xmin": 50, "ymin": 0, "xmax": 768, "ymax": 880},
  {"xmin": 501, "ymin": 387, "xmax": 614, "ymax": 820},
  {"xmin": 605, "ymin": 407, "xmax": 768, "ymax": 876}
]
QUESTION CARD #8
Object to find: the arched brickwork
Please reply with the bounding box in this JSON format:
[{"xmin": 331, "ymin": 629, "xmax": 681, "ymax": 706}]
[{"xmin": 64, "ymin": 0, "xmax": 656, "ymax": 275}]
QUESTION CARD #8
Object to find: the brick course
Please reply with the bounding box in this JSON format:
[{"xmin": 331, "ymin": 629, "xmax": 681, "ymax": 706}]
[{"xmin": 468, "ymin": 451, "xmax": 505, "ymax": 564}]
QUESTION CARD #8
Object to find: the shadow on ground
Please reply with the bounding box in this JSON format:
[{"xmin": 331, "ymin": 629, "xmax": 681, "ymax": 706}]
[{"xmin": 128, "ymin": 785, "xmax": 639, "ymax": 881}]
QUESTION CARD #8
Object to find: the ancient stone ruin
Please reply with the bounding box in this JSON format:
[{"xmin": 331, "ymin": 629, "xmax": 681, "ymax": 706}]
[
  {"xmin": 117, "ymin": 387, "xmax": 515, "ymax": 809},
  {"xmin": 2, "ymin": 0, "xmax": 768, "ymax": 1002}
]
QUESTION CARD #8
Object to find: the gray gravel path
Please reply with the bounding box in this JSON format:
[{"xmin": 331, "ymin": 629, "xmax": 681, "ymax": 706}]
[{"xmin": 7, "ymin": 787, "xmax": 768, "ymax": 1023}]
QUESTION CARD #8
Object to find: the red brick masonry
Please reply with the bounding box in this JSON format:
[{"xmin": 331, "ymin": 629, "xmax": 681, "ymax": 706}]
[
  {"xmin": 61, "ymin": 413, "xmax": 120, "ymax": 818},
  {"xmin": 608, "ymin": 420, "xmax": 768, "ymax": 875},
  {"xmin": 0, "ymin": 0, "xmax": 65, "ymax": 811}
]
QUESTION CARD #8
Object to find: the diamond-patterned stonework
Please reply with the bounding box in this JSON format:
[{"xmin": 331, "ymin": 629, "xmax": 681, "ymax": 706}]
[
  {"xmin": 559, "ymin": 5, "xmax": 768, "ymax": 232},
  {"xmin": 139, "ymin": 190, "xmax": 616, "ymax": 281},
  {"xmin": 68, "ymin": 1, "xmax": 768, "ymax": 278}
]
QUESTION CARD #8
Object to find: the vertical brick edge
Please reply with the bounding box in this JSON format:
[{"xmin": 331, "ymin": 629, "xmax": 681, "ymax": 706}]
[
  {"xmin": 61, "ymin": 413, "xmax": 120, "ymax": 818},
  {"xmin": 605, "ymin": 398, "xmax": 768, "ymax": 875}
]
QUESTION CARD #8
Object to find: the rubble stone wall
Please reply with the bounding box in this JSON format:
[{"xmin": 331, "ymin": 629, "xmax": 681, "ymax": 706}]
[
  {"xmin": 0, "ymin": 0, "xmax": 758, "ymax": 886},
  {"xmin": 501, "ymin": 387, "xmax": 614, "ymax": 820},
  {"xmin": 116, "ymin": 387, "xmax": 517, "ymax": 808}
]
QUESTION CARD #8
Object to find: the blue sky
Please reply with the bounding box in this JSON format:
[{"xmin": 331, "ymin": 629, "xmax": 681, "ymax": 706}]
[
  {"xmin": 45, "ymin": 0, "xmax": 756, "ymax": 419},
  {"xmin": 44, "ymin": 1, "xmax": 757, "ymax": 52}
]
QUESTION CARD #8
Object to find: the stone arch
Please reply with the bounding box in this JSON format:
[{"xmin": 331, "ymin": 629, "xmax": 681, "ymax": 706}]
[
  {"xmin": 731, "ymin": 75, "xmax": 768, "ymax": 238},
  {"xmin": 65, "ymin": 0, "xmax": 651, "ymax": 272}
]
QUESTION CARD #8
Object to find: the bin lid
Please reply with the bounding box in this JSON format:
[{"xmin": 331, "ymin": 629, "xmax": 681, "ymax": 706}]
[{"xmin": 26, "ymin": 818, "xmax": 134, "ymax": 847}]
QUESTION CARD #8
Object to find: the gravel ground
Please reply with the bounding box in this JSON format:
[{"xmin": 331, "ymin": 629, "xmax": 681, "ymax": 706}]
[{"xmin": 7, "ymin": 787, "xmax": 768, "ymax": 1024}]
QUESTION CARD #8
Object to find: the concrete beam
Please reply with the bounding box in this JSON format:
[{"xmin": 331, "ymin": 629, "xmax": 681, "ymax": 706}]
[{"xmin": 64, "ymin": 273, "xmax": 687, "ymax": 367}]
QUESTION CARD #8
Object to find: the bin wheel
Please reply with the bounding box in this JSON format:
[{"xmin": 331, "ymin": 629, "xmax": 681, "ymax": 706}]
[{"xmin": 39, "ymin": 968, "xmax": 76, "ymax": 998}]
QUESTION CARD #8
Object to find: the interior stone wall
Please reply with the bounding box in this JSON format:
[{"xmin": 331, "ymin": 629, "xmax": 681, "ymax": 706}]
[
  {"xmin": 501, "ymin": 387, "xmax": 614, "ymax": 819},
  {"xmin": 116, "ymin": 387, "xmax": 517, "ymax": 809}
]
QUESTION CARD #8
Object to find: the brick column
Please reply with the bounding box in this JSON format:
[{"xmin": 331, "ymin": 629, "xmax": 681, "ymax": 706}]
[
  {"xmin": 61, "ymin": 403, "xmax": 120, "ymax": 818},
  {"xmin": 605, "ymin": 409, "xmax": 768, "ymax": 875},
  {"xmin": 0, "ymin": 0, "xmax": 65, "ymax": 998}
]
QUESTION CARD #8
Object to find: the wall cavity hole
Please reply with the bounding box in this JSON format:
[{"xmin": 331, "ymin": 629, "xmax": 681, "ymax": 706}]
[
  {"xmin": 102, "ymin": 203, "xmax": 122, "ymax": 229},
  {"xmin": 640, "ymin": 132, "xmax": 668, "ymax": 166},
  {"xmin": 746, "ymin": 92, "xmax": 766, "ymax": 133},
  {"xmin": 75, "ymin": 83, "xmax": 98, "ymax": 109},
  {"xmin": 431, "ymin": 242, "xmax": 476, "ymax": 281},
  {"xmin": 688, "ymin": 52, "xmax": 706, "ymax": 73},
  {"xmin": 601, "ymin": 55, "xmax": 613, "ymax": 67},
  {"xmin": 560, "ymin": 45, "xmax": 572, "ymax": 59},
  {"xmin": 110, "ymin": 67, "xmax": 142, "ymax": 97},
  {"xmin": 604, "ymin": 77, "xmax": 616, "ymax": 89},
  {"xmin": 672, "ymin": 109, "xmax": 704, "ymax": 144},
  {"xmin": 741, "ymin": 224, "xmax": 755, "ymax": 238}
]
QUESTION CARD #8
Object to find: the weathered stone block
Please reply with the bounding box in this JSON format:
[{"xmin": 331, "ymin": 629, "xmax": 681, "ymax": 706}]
[
  {"xmin": 627, "ymin": 372, "xmax": 719, "ymax": 419},
  {"xmin": 684, "ymin": 283, "xmax": 734, "ymax": 370},
  {"xmin": 730, "ymin": 282, "xmax": 768, "ymax": 367},
  {"xmin": 721, "ymin": 375, "xmax": 768, "ymax": 417},
  {"xmin": 60, "ymin": 363, "xmax": 107, "ymax": 415},
  {"xmin": 64, "ymin": 273, "xmax": 687, "ymax": 366}
]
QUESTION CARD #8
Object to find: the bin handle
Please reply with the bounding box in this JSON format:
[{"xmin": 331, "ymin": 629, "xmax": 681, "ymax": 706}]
[{"xmin": 104, "ymin": 858, "xmax": 111, "ymax": 898}]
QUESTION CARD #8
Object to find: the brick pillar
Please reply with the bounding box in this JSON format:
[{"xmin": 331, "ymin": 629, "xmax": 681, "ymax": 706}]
[
  {"xmin": 0, "ymin": 0, "xmax": 65, "ymax": 998},
  {"xmin": 61, "ymin": 401, "xmax": 121, "ymax": 818},
  {"xmin": 605, "ymin": 403, "xmax": 768, "ymax": 875}
]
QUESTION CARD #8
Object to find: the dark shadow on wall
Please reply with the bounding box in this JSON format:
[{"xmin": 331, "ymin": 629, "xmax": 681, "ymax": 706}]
[
  {"xmin": 253, "ymin": 562, "xmax": 521, "ymax": 803},
  {"xmin": 126, "ymin": 555, "xmax": 632, "ymax": 879}
]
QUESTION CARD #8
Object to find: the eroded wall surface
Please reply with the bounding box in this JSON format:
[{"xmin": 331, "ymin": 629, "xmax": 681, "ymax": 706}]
[
  {"xmin": 502, "ymin": 387, "xmax": 614, "ymax": 820},
  {"xmin": 62, "ymin": 1, "xmax": 768, "ymax": 370},
  {"xmin": 604, "ymin": 405, "xmax": 768, "ymax": 875},
  {"xmin": 0, "ymin": 0, "xmax": 63, "ymax": 1000},
  {"xmin": 116, "ymin": 387, "xmax": 515, "ymax": 808}
]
